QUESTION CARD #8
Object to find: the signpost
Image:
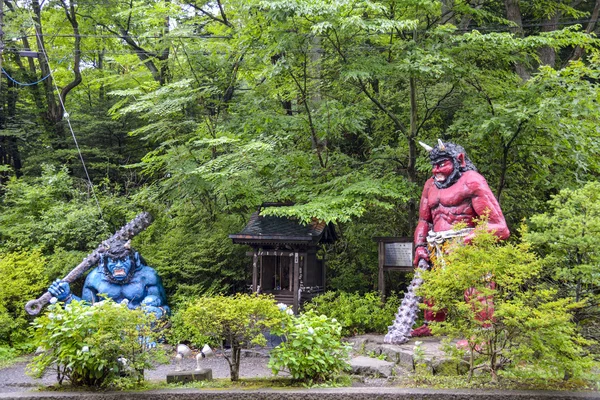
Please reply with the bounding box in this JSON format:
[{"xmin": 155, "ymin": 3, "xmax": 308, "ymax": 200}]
[{"xmin": 373, "ymin": 237, "xmax": 413, "ymax": 302}]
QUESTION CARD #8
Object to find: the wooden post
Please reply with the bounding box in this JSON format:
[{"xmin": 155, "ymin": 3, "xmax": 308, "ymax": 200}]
[
  {"xmin": 259, "ymin": 252, "xmax": 263, "ymax": 292},
  {"xmin": 288, "ymin": 256, "xmax": 292, "ymax": 291},
  {"xmin": 252, "ymin": 250, "xmax": 258, "ymax": 293},
  {"xmin": 293, "ymin": 251, "xmax": 299, "ymax": 314},
  {"xmin": 378, "ymin": 241, "xmax": 385, "ymax": 302},
  {"xmin": 322, "ymin": 250, "xmax": 326, "ymax": 291}
]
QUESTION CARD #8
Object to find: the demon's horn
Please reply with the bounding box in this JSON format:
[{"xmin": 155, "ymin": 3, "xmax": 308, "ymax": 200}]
[
  {"xmin": 418, "ymin": 141, "xmax": 433, "ymax": 152},
  {"xmin": 437, "ymin": 139, "xmax": 446, "ymax": 151}
]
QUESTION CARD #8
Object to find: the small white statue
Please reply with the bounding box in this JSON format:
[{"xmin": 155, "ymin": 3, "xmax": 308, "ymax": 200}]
[
  {"xmin": 195, "ymin": 344, "xmax": 214, "ymax": 371},
  {"xmin": 175, "ymin": 343, "xmax": 214, "ymax": 371}
]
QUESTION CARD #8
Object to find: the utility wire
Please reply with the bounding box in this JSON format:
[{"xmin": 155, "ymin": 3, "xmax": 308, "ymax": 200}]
[
  {"xmin": 2, "ymin": 67, "xmax": 50, "ymax": 86},
  {"xmin": 8, "ymin": 17, "xmax": 600, "ymax": 40}
]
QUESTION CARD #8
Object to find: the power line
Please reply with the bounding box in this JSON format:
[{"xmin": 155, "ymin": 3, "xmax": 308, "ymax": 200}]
[
  {"xmin": 17, "ymin": 33, "xmax": 231, "ymax": 39},
  {"xmin": 5, "ymin": 17, "xmax": 599, "ymax": 41},
  {"xmin": 1, "ymin": 67, "xmax": 51, "ymax": 85}
]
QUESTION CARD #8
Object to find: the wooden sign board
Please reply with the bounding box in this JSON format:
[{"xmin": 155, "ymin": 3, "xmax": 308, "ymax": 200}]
[{"xmin": 384, "ymin": 242, "xmax": 413, "ymax": 267}]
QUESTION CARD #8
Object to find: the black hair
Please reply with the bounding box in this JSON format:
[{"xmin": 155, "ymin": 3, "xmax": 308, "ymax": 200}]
[{"xmin": 429, "ymin": 141, "xmax": 477, "ymax": 189}]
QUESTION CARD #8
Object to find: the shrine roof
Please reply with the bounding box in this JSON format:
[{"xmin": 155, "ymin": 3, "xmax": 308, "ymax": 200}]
[{"xmin": 229, "ymin": 204, "xmax": 336, "ymax": 246}]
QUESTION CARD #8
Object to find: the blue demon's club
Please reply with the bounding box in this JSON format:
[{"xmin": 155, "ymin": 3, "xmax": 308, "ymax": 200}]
[{"xmin": 46, "ymin": 224, "xmax": 170, "ymax": 319}]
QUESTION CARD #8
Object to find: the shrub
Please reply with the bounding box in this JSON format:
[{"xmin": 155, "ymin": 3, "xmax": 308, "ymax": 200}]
[
  {"xmin": 170, "ymin": 294, "xmax": 284, "ymax": 381},
  {"xmin": 0, "ymin": 249, "xmax": 48, "ymax": 346},
  {"xmin": 525, "ymin": 182, "xmax": 600, "ymax": 351},
  {"xmin": 304, "ymin": 291, "xmax": 401, "ymax": 336},
  {"xmin": 420, "ymin": 224, "xmax": 594, "ymax": 383},
  {"xmin": 0, "ymin": 346, "xmax": 18, "ymax": 368},
  {"xmin": 269, "ymin": 310, "xmax": 351, "ymax": 383},
  {"xmin": 28, "ymin": 299, "xmax": 166, "ymax": 388}
]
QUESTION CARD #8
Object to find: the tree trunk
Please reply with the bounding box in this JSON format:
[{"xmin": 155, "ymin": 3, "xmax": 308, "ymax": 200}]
[
  {"xmin": 569, "ymin": 0, "xmax": 600, "ymax": 62},
  {"xmin": 441, "ymin": 0, "xmax": 455, "ymax": 24},
  {"xmin": 0, "ymin": 70, "xmax": 23, "ymax": 182},
  {"xmin": 539, "ymin": 13, "xmax": 560, "ymax": 67},
  {"xmin": 504, "ymin": 0, "xmax": 530, "ymax": 80},
  {"xmin": 31, "ymin": 0, "xmax": 62, "ymax": 124},
  {"xmin": 31, "ymin": 0, "xmax": 83, "ymax": 150},
  {"xmin": 229, "ymin": 346, "xmax": 241, "ymax": 381}
]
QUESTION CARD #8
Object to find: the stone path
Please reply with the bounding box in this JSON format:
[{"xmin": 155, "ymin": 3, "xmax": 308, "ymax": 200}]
[{"xmin": 348, "ymin": 334, "xmax": 463, "ymax": 374}]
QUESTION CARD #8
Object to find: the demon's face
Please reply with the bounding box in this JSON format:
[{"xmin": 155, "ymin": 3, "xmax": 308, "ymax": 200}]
[
  {"xmin": 106, "ymin": 256, "xmax": 133, "ymax": 281},
  {"xmin": 431, "ymin": 154, "xmax": 463, "ymax": 189},
  {"xmin": 432, "ymin": 158, "xmax": 454, "ymax": 185},
  {"xmin": 425, "ymin": 141, "xmax": 477, "ymax": 190}
]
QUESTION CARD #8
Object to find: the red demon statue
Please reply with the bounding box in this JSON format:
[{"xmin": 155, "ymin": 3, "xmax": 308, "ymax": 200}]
[{"xmin": 384, "ymin": 140, "xmax": 509, "ymax": 344}]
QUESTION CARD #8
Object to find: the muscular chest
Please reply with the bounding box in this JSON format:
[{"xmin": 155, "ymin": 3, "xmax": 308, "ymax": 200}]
[
  {"xmin": 95, "ymin": 277, "xmax": 148, "ymax": 306},
  {"xmin": 427, "ymin": 183, "xmax": 476, "ymax": 226}
]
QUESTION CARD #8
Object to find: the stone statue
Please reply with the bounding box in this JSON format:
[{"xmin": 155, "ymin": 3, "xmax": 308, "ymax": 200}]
[
  {"xmin": 385, "ymin": 140, "xmax": 509, "ymax": 344},
  {"xmin": 25, "ymin": 212, "xmax": 169, "ymax": 319}
]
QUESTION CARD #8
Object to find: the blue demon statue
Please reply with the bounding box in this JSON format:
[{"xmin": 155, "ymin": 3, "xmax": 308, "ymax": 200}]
[{"xmin": 48, "ymin": 237, "xmax": 169, "ymax": 319}]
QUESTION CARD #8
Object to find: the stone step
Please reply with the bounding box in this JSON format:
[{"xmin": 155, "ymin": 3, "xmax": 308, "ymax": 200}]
[
  {"xmin": 348, "ymin": 334, "xmax": 468, "ymax": 375},
  {"xmin": 166, "ymin": 368, "xmax": 212, "ymax": 384},
  {"xmin": 349, "ymin": 356, "xmax": 395, "ymax": 378}
]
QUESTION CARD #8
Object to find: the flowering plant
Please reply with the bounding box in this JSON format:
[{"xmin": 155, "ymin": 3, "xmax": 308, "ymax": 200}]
[
  {"xmin": 28, "ymin": 298, "xmax": 166, "ymax": 388},
  {"xmin": 269, "ymin": 310, "xmax": 351, "ymax": 382}
]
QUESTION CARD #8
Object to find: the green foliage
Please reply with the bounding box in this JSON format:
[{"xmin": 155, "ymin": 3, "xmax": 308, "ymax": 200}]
[
  {"xmin": 269, "ymin": 310, "xmax": 351, "ymax": 383},
  {"xmin": 0, "ymin": 166, "xmax": 107, "ymax": 252},
  {"xmin": 28, "ymin": 299, "xmax": 166, "ymax": 388},
  {"xmin": 1, "ymin": 2, "xmax": 600, "ymax": 390},
  {"xmin": 420, "ymin": 224, "xmax": 594, "ymax": 383},
  {"xmin": 0, "ymin": 249, "xmax": 48, "ymax": 346},
  {"xmin": 525, "ymin": 182, "xmax": 600, "ymax": 349},
  {"xmin": 304, "ymin": 291, "xmax": 401, "ymax": 337},
  {"xmin": 170, "ymin": 294, "xmax": 284, "ymax": 381},
  {"xmin": 134, "ymin": 209, "xmax": 249, "ymax": 300},
  {"xmin": 0, "ymin": 346, "xmax": 19, "ymax": 369}
]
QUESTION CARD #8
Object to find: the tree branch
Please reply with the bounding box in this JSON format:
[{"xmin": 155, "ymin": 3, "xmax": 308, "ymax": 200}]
[{"xmin": 187, "ymin": 2, "xmax": 233, "ymax": 28}]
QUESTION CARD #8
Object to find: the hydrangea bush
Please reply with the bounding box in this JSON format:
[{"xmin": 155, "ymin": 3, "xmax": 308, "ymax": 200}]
[
  {"xmin": 28, "ymin": 298, "xmax": 166, "ymax": 388},
  {"xmin": 269, "ymin": 309, "xmax": 351, "ymax": 383}
]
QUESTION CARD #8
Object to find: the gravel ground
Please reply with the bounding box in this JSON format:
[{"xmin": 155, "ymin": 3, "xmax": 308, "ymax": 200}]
[{"xmin": 0, "ymin": 351, "xmax": 280, "ymax": 394}]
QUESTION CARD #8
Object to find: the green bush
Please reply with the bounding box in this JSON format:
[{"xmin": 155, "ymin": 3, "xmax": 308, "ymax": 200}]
[
  {"xmin": 304, "ymin": 291, "xmax": 401, "ymax": 337},
  {"xmin": 525, "ymin": 182, "xmax": 600, "ymax": 351},
  {"xmin": 170, "ymin": 294, "xmax": 284, "ymax": 381},
  {"xmin": 28, "ymin": 299, "xmax": 166, "ymax": 388},
  {"xmin": 0, "ymin": 346, "xmax": 19, "ymax": 368},
  {"xmin": 420, "ymin": 224, "xmax": 594, "ymax": 383},
  {"xmin": 0, "ymin": 249, "xmax": 49, "ymax": 346},
  {"xmin": 269, "ymin": 310, "xmax": 351, "ymax": 383}
]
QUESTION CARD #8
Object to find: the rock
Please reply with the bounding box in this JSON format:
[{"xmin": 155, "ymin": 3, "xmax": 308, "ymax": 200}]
[
  {"xmin": 166, "ymin": 368, "xmax": 212, "ymax": 384},
  {"xmin": 350, "ymin": 356, "xmax": 395, "ymax": 378},
  {"xmin": 349, "ymin": 334, "xmax": 465, "ymax": 374}
]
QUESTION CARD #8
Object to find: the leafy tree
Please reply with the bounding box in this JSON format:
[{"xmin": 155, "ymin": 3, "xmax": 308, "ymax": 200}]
[
  {"xmin": 170, "ymin": 294, "xmax": 284, "ymax": 381},
  {"xmin": 525, "ymin": 182, "xmax": 600, "ymax": 348},
  {"xmin": 420, "ymin": 225, "xmax": 593, "ymax": 383}
]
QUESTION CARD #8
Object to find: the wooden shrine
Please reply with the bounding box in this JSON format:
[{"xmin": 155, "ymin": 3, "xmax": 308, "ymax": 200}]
[{"xmin": 229, "ymin": 203, "xmax": 336, "ymax": 313}]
